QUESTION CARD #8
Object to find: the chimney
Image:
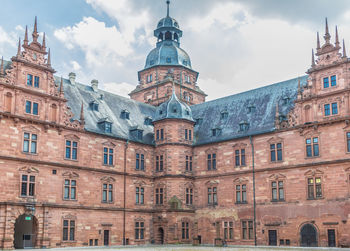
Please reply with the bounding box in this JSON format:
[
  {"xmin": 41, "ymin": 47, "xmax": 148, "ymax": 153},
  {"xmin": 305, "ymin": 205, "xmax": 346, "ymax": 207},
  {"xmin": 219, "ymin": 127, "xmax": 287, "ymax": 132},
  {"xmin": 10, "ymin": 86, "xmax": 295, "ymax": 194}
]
[
  {"xmin": 91, "ymin": 79, "xmax": 98, "ymax": 92},
  {"xmin": 69, "ymin": 72, "xmax": 76, "ymax": 85}
]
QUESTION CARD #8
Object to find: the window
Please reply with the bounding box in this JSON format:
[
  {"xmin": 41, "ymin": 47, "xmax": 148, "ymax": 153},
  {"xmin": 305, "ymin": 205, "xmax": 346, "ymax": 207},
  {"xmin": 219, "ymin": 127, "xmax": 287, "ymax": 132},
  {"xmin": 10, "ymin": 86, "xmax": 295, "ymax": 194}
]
[
  {"xmin": 196, "ymin": 118, "xmax": 203, "ymax": 125},
  {"xmin": 347, "ymin": 132, "xmax": 350, "ymax": 152},
  {"xmin": 185, "ymin": 129, "xmax": 188, "ymax": 140},
  {"xmin": 239, "ymin": 122, "xmax": 249, "ymax": 131},
  {"xmin": 144, "ymin": 117, "xmax": 152, "ymax": 125},
  {"xmin": 166, "ymin": 57, "xmax": 171, "ymax": 63},
  {"xmin": 270, "ymin": 143, "xmax": 282, "ymax": 162},
  {"xmin": 189, "ymin": 130, "xmax": 192, "ymax": 140},
  {"xmin": 65, "ymin": 140, "xmax": 78, "ymax": 160},
  {"xmin": 103, "ymin": 147, "xmax": 114, "ymax": 166},
  {"xmin": 90, "ymin": 102, "xmax": 99, "ymax": 111},
  {"xmin": 236, "ymin": 184, "xmax": 247, "ymax": 203},
  {"xmin": 182, "ymin": 221, "xmax": 189, "ymax": 239},
  {"xmin": 21, "ymin": 175, "xmax": 35, "ymax": 196},
  {"xmin": 324, "ymin": 104, "xmax": 330, "ymax": 116},
  {"xmin": 307, "ymin": 177, "xmax": 322, "ymax": 199},
  {"xmin": 136, "ymin": 153, "xmax": 145, "ymax": 171},
  {"xmin": 207, "ymin": 153, "xmax": 216, "ymax": 170},
  {"xmin": 135, "ymin": 222, "xmax": 145, "ymax": 240},
  {"xmin": 185, "ymin": 155, "xmax": 192, "ymax": 171},
  {"xmin": 235, "ymin": 149, "xmax": 246, "ymax": 166},
  {"xmin": 323, "ymin": 77, "xmax": 329, "ymax": 88},
  {"xmin": 104, "ymin": 122, "xmax": 112, "ymax": 133},
  {"xmin": 23, "ymin": 133, "xmax": 37, "ymax": 153},
  {"xmin": 156, "ymin": 129, "xmax": 164, "ymax": 141},
  {"xmin": 64, "ymin": 179, "xmax": 76, "ymax": 200},
  {"xmin": 221, "ymin": 112, "xmax": 228, "ymax": 119},
  {"xmin": 306, "ymin": 137, "xmax": 319, "ymax": 157},
  {"xmin": 331, "ymin": 75, "xmax": 336, "ymax": 86},
  {"xmin": 156, "ymin": 155, "xmax": 163, "ymax": 172},
  {"xmin": 146, "ymin": 74, "xmax": 152, "ymax": 83},
  {"xmin": 121, "ymin": 110, "xmax": 130, "ymax": 119},
  {"xmin": 102, "ymin": 183, "xmax": 113, "ymax": 203},
  {"xmin": 271, "ymin": 181, "xmax": 284, "ymax": 201},
  {"xmin": 212, "ymin": 128, "xmax": 221, "ymax": 136},
  {"xmin": 27, "ymin": 74, "xmax": 33, "ymax": 86},
  {"xmin": 34, "ymin": 76, "xmax": 40, "ymax": 88},
  {"xmin": 136, "ymin": 187, "xmax": 144, "ymax": 204},
  {"xmin": 208, "ymin": 187, "xmax": 217, "ymax": 205},
  {"xmin": 223, "ymin": 222, "xmax": 234, "ymax": 240},
  {"xmin": 63, "ymin": 220, "xmax": 75, "ymax": 241},
  {"xmin": 242, "ymin": 220, "xmax": 253, "ymax": 240},
  {"xmin": 25, "ymin": 101, "xmax": 38, "ymax": 115},
  {"xmin": 186, "ymin": 188, "xmax": 193, "ymax": 205},
  {"xmin": 331, "ymin": 103, "xmax": 338, "ymax": 115},
  {"xmin": 155, "ymin": 188, "xmax": 163, "ymax": 205}
]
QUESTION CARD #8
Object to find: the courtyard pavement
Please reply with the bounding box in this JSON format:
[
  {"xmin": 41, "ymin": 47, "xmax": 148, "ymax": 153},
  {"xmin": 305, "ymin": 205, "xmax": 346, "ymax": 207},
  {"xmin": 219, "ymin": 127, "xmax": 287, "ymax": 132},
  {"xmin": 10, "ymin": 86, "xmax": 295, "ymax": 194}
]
[{"xmin": 14, "ymin": 245, "xmax": 350, "ymax": 251}]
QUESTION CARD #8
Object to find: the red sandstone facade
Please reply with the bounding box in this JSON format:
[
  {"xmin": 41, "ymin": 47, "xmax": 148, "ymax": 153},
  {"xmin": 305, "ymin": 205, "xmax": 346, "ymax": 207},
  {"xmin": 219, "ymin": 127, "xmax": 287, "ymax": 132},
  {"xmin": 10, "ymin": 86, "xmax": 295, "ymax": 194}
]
[{"xmin": 0, "ymin": 15, "xmax": 350, "ymax": 250}]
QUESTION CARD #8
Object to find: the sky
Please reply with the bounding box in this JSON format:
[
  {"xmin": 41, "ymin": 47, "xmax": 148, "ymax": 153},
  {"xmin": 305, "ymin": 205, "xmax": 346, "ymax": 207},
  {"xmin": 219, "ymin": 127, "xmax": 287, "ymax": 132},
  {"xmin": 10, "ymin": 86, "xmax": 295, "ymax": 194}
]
[{"xmin": 1, "ymin": 0, "xmax": 350, "ymax": 100}]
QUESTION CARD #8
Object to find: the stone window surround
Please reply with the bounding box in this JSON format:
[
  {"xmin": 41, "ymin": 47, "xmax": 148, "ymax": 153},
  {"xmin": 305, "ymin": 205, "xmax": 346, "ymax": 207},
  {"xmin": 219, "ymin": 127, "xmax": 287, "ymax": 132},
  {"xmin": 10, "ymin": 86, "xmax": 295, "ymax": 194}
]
[
  {"xmin": 233, "ymin": 177, "xmax": 248, "ymax": 205},
  {"xmin": 101, "ymin": 176, "xmax": 116, "ymax": 204},
  {"xmin": 62, "ymin": 214, "xmax": 77, "ymax": 242},
  {"xmin": 102, "ymin": 141, "xmax": 116, "ymax": 167},
  {"xmin": 22, "ymin": 125, "xmax": 40, "ymax": 155},
  {"xmin": 268, "ymin": 173, "xmax": 286, "ymax": 202},
  {"xmin": 268, "ymin": 136, "xmax": 284, "ymax": 163},
  {"xmin": 64, "ymin": 134, "xmax": 80, "ymax": 161},
  {"xmin": 18, "ymin": 166, "xmax": 39, "ymax": 198},
  {"xmin": 62, "ymin": 171, "xmax": 79, "ymax": 201},
  {"xmin": 233, "ymin": 143, "xmax": 248, "ymax": 167},
  {"xmin": 304, "ymin": 169, "xmax": 324, "ymax": 200}
]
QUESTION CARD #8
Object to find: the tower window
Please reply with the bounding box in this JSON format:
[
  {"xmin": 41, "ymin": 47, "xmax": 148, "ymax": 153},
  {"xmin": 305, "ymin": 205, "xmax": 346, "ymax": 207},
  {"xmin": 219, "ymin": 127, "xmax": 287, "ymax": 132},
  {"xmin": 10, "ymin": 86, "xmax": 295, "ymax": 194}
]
[
  {"xmin": 166, "ymin": 57, "xmax": 171, "ymax": 63},
  {"xmin": 165, "ymin": 31, "xmax": 172, "ymax": 40}
]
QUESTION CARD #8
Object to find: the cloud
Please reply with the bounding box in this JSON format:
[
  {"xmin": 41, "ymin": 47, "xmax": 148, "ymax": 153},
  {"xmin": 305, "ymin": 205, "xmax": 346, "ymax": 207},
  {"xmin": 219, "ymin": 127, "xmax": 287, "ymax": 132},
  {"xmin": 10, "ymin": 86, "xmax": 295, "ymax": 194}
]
[
  {"xmin": 103, "ymin": 81, "xmax": 135, "ymax": 98},
  {"xmin": 70, "ymin": 60, "xmax": 82, "ymax": 71}
]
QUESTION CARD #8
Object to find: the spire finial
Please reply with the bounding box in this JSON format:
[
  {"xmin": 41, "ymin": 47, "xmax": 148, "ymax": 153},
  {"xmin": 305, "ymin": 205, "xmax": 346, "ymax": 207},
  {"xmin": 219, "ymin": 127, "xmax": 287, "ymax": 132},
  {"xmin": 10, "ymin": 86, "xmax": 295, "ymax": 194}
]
[
  {"xmin": 317, "ymin": 32, "xmax": 320, "ymax": 50},
  {"xmin": 298, "ymin": 78, "xmax": 301, "ymax": 93},
  {"xmin": 335, "ymin": 25, "xmax": 340, "ymax": 47},
  {"xmin": 0, "ymin": 56, "xmax": 4, "ymax": 75},
  {"xmin": 17, "ymin": 38, "xmax": 21, "ymax": 57},
  {"xmin": 47, "ymin": 48, "xmax": 51, "ymax": 66},
  {"xmin": 60, "ymin": 76, "xmax": 64, "ymax": 94},
  {"xmin": 311, "ymin": 49, "xmax": 315, "ymax": 67},
  {"xmin": 324, "ymin": 17, "xmax": 331, "ymax": 44},
  {"xmin": 24, "ymin": 25, "xmax": 28, "ymax": 45},
  {"xmin": 166, "ymin": 0, "xmax": 170, "ymax": 17},
  {"xmin": 343, "ymin": 39, "xmax": 347, "ymax": 58},
  {"xmin": 32, "ymin": 16, "xmax": 39, "ymax": 42},
  {"xmin": 80, "ymin": 102, "xmax": 85, "ymax": 124},
  {"xmin": 42, "ymin": 32, "xmax": 46, "ymax": 50}
]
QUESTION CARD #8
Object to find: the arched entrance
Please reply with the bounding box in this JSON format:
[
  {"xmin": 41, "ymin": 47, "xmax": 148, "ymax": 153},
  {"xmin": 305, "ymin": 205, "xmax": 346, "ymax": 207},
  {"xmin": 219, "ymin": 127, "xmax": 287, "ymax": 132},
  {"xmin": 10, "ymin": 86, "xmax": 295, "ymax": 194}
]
[
  {"xmin": 14, "ymin": 214, "xmax": 38, "ymax": 249},
  {"xmin": 300, "ymin": 223, "xmax": 318, "ymax": 247},
  {"xmin": 157, "ymin": 227, "xmax": 164, "ymax": 244}
]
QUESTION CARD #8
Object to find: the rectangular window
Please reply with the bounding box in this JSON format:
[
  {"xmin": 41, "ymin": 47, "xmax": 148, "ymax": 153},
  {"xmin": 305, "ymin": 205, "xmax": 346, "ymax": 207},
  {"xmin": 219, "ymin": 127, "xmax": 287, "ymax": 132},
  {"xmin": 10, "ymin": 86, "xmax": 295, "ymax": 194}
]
[
  {"xmin": 207, "ymin": 153, "xmax": 216, "ymax": 170},
  {"xmin": 156, "ymin": 130, "xmax": 159, "ymax": 140},
  {"xmin": 185, "ymin": 155, "xmax": 193, "ymax": 171},
  {"xmin": 331, "ymin": 75, "xmax": 336, "ymax": 86},
  {"xmin": 21, "ymin": 175, "xmax": 35, "ymax": 196},
  {"xmin": 306, "ymin": 137, "xmax": 319, "ymax": 157},
  {"xmin": 33, "ymin": 102, "xmax": 38, "ymax": 115},
  {"xmin": 235, "ymin": 149, "xmax": 246, "ymax": 166},
  {"xmin": 159, "ymin": 155, "xmax": 163, "ymax": 171},
  {"xmin": 272, "ymin": 181, "xmax": 284, "ymax": 201},
  {"xmin": 347, "ymin": 132, "xmax": 350, "ymax": 152},
  {"xmin": 64, "ymin": 179, "xmax": 76, "ymax": 200},
  {"xmin": 25, "ymin": 101, "xmax": 31, "ymax": 113},
  {"xmin": 242, "ymin": 220, "xmax": 253, "ymax": 240},
  {"xmin": 185, "ymin": 129, "xmax": 188, "ymax": 140},
  {"xmin": 135, "ymin": 222, "xmax": 145, "ymax": 240},
  {"xmin": 182, "ymin": 222, "xmax": 189, "ymax": 239},
  {"xmin": 270, "ymin": 143, "xmax": 282, "ymax": 162},
  {"xmin": 23, "ymin": 133, "xmax": 37, "ymax": 153},
  {"xmin": 331, "ymin": 103, "xmax": 338, "ymax": 115},
  {"xmin": 102, "ymin": 183, "xmax": 113, "ymax": 203},
  {"xmin": 136, "ymin": 153, "xmax": 140, "ymax": 170},
  {"xmin": 324, "ymin": 104, "xmax": 330, "ymax": 116},
  {"xmin": 308, "ymin": 177, "xmax": 322, "ymax": 199},
  {"xmin": 208, "ymin": 187, "xmax": 217, "ymax": 205},
  {"xmin": 63, "ymin": 220, "xmax": 75, "ymax": 241},
  {"xmin": 186, "ymin": 188, "xmax": 193, "ymax": 205},
  {"xmin": 323, "ymin": 77, "xmax": 329, "ymax": 88},
  {"xmin": 65, "ymin": 140, "xmax": 78, "ymax": 160},
  {"xmin": 34, "ymin": 76, "xmax": 40, "ymax": 88},
  {"xmin": 155, "ymin": 188, "xmax": 163, "ymax": 205},
  {"xmin": 136, "ymin": 187, "xmax": 144, "ymax": 205},
  {"xmin": 27, "ymin": 74, "xmax": 33, "ymax": 86},
  {"xmin": 103, "ymin": 147, "xmax": 114, "ymax": 166},
  {"xmin": 236, "ymin": 184, "xmax": 247, "ymax": 203},
  {"xmin": 25, "ymin": 101, "xmax": 38, "ymax": 115},
  {"xmin": 189, "ymin": 130, "xmax": 192, "ymax": 140},
  {"xmin": 161, "ymin": 129, "xmax": 164, "ymax": 140},
  {"xmin": 223, "ymin": 222, "xmax": 234, "ymax": 240}
]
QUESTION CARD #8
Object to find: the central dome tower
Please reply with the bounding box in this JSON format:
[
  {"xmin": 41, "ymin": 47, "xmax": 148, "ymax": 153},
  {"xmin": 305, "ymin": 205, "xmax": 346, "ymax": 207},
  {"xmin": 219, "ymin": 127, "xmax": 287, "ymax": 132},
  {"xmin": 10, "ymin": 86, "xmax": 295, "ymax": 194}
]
[{"xmin": 129, "ymin": 0, "xmax": 206, "ymax": 106}]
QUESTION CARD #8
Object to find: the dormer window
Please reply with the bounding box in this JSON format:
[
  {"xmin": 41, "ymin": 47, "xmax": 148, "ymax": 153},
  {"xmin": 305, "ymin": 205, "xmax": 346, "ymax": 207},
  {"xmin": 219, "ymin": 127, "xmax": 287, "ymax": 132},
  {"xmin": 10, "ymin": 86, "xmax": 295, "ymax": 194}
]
[
  {"xmin": 104, "ymin": 122, "xmax": 112, "ymax": 133},
  {"xmin": 184, "ymin": 75, "xmax": 190, "ymax": 83},
  {"xmin": 282, "ymin": 96, "xmax": 290, "ymax": 105},
  {"xmin": 27, "ymin": 74, "xmax": 39, "ymax": 88},
  {"xmin": 121, "ymin": 110, "xmax": 130, "ymax": 120},
  {"xmin": 146, "ymin": 74, "xmax": 153, "ymax": 83},
  {"xmin": 195, "ymin": 118, "xmax": 203, "ymax": 126},
  {"xmin": 212, "ymin": 128, "xmax": 221, "ymax": 137},
  {"xmin": 159, "ymin": 110, "xmax": 163, "ymax": 115},
  {"xmin": 239, "ymin": 121, "xmax": 249, "ymax": 132},
  {"xmin": 98, "ymin": 119, "xmax": 112, "ymax": 133},
  {"xmin": 89, "ymin": 101, "xmax": 99, "ymax": 111},
  {"xmin": 185, "ymin": 110, "xmax": 190, "ymax": 115},
  {"xmin": 150, "ymin": 60, "xmax": 155, "ymax": 66},
  {"xmin": 166, "ymin": 57, "xmax": 171, "ymax": 63},
  {"xmin": 221, "ymin": 111, "xmax": 228, "ymax": 119},
  {"xmin": 183, "ymin": 60, "xmax": 187, "ymax": 66},
  {"xmin": 130, "ymin": 129, "xmax": 143, "ymax": 140},
  {"xmin": 144, "ymin": 117, "xmax": 153, "ymax": 125},
  {"xmin": 248, "ymin": 105, "xmax": 256, "ymax": 113}
]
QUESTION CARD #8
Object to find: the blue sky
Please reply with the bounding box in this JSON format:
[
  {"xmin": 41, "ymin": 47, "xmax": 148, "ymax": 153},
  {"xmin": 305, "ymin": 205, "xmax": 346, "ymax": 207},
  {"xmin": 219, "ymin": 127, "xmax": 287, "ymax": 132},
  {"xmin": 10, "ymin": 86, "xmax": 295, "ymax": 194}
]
[{"xmin": 1, "ymin": 0, "xmax": 350, "ymax": 100}]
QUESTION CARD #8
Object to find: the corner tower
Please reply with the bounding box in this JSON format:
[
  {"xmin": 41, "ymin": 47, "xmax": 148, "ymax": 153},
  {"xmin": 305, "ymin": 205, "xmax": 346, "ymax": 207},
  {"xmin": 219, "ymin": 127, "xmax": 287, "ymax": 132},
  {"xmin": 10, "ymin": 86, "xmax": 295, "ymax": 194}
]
[{"xmin": 129, "ymin": 1, "xmax": 207, "ymax": 106}]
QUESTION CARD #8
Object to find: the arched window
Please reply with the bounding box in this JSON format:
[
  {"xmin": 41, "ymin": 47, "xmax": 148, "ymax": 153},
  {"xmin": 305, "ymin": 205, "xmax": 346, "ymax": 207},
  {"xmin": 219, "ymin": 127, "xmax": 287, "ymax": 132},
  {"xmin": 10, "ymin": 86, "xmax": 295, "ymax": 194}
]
[
  {"xmin": 158, "ymin": 33, "xmax": 163, "ymax": 42},
  {"xmin": 165, "ymin": 31, "xmax": 172, "ymax": 40},
  {"xmin": 174, "ymin": 33, "xmax": 179, "ymax": 42},
  {"xmin": 4, "ymin": 92, "xmax": 12, "ymax": 113},
  {"xmin": 50, "ymin": 104, "xmax": 58, "ymax": 122}
]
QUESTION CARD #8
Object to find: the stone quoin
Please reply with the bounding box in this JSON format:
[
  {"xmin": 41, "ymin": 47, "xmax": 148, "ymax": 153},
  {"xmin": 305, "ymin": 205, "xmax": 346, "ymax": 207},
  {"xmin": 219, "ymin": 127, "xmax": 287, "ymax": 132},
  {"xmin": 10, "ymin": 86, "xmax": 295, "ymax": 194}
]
[{"xmin": 0, "ymin": 1, "xmax": 350, "ymax": 249}]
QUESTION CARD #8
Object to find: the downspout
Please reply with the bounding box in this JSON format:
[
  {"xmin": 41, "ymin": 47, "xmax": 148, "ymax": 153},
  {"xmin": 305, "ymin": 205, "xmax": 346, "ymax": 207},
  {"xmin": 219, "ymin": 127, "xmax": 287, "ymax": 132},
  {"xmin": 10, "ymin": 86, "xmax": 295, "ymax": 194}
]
[
  {"xmin": 250, "ymin": 135, "xmax": 257, "ymax": 246},
  {"xmin": 123, "ymin": 140, "xmax": 129, "ymax": 245}
]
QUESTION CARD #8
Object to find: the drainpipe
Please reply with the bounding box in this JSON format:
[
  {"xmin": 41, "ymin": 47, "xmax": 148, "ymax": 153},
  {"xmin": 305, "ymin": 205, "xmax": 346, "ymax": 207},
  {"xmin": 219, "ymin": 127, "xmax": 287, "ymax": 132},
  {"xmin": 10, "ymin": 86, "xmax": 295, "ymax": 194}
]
[
  {"xmin": 123, "ymin": 140, "xmax": 129, "ymax": 245},
  {"xmin": 250, "ymin": 135, "xmax": 257, "ymax": 246}
]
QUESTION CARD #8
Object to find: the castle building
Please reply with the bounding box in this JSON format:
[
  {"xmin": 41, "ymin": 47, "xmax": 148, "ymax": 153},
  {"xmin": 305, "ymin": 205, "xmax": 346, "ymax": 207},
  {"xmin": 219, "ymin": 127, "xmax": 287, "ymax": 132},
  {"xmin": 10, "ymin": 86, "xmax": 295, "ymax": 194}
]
[{"xmin": 0, "ymin": 2, "xmax": 350, "ymax": 249}]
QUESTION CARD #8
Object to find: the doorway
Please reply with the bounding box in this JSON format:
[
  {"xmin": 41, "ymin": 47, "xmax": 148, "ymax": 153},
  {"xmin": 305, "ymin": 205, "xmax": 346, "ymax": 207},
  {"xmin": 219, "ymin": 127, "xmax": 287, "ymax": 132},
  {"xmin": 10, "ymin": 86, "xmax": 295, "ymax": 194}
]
[
  {"xmin": 157, "ymin": 227, "xmax": 164, "ymax": 244},
  {"xmin": 328, "ymin": 229, "xmax": 336, "ymax": 247},
  {"xmin": 300, "ymin": 224, "xmax": 318, "ymax": 247},
  {"xmin": 268, "ymin": 230, "xmax": 277, "ymax": 246},
  {"xmin": 14, "ymin": 214, "xmax": 37, "ymax": 249},
  {"xmin": 103, "ymin": 230, "xmax": 109, "ymax": 246}
]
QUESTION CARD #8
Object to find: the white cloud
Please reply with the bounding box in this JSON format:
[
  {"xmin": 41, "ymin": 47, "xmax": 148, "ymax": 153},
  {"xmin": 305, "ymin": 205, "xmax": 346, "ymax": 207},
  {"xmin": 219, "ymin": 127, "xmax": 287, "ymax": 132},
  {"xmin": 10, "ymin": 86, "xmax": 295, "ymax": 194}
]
[
  {"xmin": 103, "ymin": 82, "xmax": 135, "ymax": 98},
  {"xmin": 70, "ymin": 60, "xmax": 82, "ymax": 71}
]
